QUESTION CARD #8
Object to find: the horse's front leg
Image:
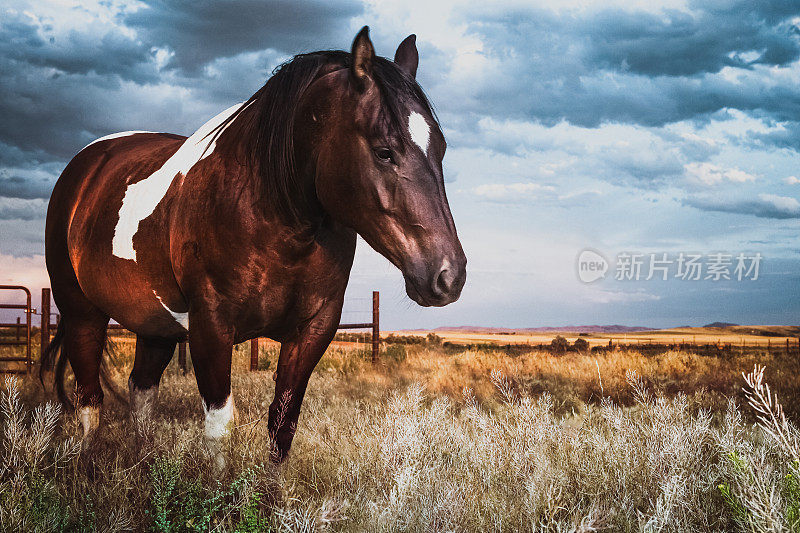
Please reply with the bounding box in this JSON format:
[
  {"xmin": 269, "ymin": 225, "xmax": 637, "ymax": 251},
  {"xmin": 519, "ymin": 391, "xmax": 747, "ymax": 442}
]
[
  {"xmin": 269, "ymin": 318, "xmax": 338, "ymax": 463},
  {"xmin": 187, "ymin": 308, "xmax": 236, "ymax": 468}
]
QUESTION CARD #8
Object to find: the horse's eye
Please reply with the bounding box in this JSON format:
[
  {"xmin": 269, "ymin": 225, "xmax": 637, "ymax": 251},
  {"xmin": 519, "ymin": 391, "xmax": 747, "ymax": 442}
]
[{"xmin": 374, "ymin": 148, "xmax": 393, "ymax": 162}]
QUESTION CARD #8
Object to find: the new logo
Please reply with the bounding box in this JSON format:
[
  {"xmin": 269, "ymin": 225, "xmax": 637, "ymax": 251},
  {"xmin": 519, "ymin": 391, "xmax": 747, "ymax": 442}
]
[{"xmin": 577, "ymin": 249, "xmax": 608, "ymax": 283}]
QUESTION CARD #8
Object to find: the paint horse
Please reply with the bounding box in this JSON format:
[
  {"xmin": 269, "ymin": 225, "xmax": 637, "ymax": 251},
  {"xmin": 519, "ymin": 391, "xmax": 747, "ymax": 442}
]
[{"xmin": 41, "ymin": 27, "xmax": 466, "ymax": 462}]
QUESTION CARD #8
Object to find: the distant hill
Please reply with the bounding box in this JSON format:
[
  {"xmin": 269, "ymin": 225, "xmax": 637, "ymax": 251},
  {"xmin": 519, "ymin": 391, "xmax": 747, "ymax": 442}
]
[
  {"xmin": 432, "ymin": 325, "xmax": 657, "ymax": 334},
  {"xmin": 662, "ymin": 325, "xmax": 800, "ymax": 336},
  {"xmin": 410, "ymin": 324, "xmax": 800, "ymax": 337},
  {"xmin": 729, "ymin": 325, "xmax": 800, "ymax": 337}
]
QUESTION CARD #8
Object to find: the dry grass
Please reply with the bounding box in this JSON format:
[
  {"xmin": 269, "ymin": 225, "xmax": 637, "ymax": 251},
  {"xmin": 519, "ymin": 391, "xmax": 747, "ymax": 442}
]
[
  {"xmin": 323, "ymin": 343, "xmax": 800, "ymax": 419},
  {"xmin": 1, "ymin": 340, "xmax": 799, "ymax": 531}
]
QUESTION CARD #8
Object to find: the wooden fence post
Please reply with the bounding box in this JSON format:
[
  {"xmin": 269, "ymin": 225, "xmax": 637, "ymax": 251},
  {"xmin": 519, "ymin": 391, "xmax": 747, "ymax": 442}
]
[
  {"xmin": 371, "ymin": 291, "xmax": 380, "ymax": 362},
  {"xmin": 25, "ymin": 289, "xmax": 31, "ymax": 372},
  {"xmin": 15, "ymin": 317, "xmax": 20, "ymax": 342},
  {"xmin": 40, "ymin": 288, "xmax": 50, "ymax": 360},
  {"xmin": 250, "ymin": 338, "xmax": 259, "ymax": 371}
]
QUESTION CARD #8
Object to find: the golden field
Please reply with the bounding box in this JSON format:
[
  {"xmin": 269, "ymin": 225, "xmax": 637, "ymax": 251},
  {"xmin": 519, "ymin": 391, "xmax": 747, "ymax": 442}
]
[
  {"xmin": 390, "ymin": 325, "xmax": 800, "ymax": 349},
  {"xmin": 0, "ymin": 330, "xmax": 799, "ymax": 531}
]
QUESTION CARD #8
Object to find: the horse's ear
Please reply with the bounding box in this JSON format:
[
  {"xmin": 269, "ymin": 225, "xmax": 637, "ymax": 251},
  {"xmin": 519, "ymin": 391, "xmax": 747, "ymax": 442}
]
[
  {"xmin": 394, "ymin": 34, "xmax": 418, "ymax": 79},
  {"xmin": 351, "ymin": 26, "xmax": 375, "ymax": 89}
]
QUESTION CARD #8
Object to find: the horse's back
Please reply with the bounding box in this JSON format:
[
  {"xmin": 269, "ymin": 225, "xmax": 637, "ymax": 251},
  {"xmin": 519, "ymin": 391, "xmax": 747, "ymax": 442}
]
[
  {"xmin": 47, "ymin": 132, "xmax": 189, "ymax": 336},
  {"xmin": 50, "ymin": 132, "xmax": 185, "ymax": 223}
]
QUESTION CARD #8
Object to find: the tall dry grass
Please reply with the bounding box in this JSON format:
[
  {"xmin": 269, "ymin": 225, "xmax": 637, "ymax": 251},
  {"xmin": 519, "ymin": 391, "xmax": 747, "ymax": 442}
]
[
  {"xmin": 316, "ymin": 343, "xmax": 800, "ymax": 419},
  {"xmin": 0, "ymin": 340, "xmax": 799, "ymax": 531}
]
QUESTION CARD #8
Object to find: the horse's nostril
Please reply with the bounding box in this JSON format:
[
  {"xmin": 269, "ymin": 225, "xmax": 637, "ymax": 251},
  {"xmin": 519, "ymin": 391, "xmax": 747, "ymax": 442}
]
[{"xmin": 433, "ymin": 266, "xmax": 456, "ymax": 297}]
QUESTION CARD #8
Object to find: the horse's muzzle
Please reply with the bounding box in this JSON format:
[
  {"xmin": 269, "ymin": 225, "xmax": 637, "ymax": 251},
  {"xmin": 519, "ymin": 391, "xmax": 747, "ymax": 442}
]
[{"xmin": 404, "ymin": 255, "xmax": 466, "ymax": 307}]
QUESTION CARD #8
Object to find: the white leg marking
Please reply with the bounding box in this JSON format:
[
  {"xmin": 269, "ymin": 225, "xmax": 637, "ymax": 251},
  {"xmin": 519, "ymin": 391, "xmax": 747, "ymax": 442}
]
[
  {"xmin": 203, "ymin": 395, "xmax": 235, "ymax": 441},
  {"xmin": 112, "ymin": 102, "xmax": 248, "ymax": 261},
  {"xmin": 408, "ymin": 111, "xmax": 430, "ymax": 155},
  {"xmin": 203, "ymin": 395, "xmax": 235, "ymax": 470},
  {"xmin": 152, "ymin": 290, "xmax": 189, "ymax": 330},
  {"xmin": 82, "ymin": 130, "xmax": 160, "ymax": 151},
  {"xmin": 78, "ymin": 405, "xmax": 100, "ymax": 438}
]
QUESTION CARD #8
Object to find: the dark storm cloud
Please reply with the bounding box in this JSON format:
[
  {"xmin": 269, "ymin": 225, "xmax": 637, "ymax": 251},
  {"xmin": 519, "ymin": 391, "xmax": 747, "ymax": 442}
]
[
  {"xmin": 0, "ymin": 9, "xmax": 157, "ymax": 83},
  {"xmin": 684, "ymin": 194, "xmax": 800, "ymax": 219},
  {"xmin": 0, "ymin": 46, "xmax": 288, "ymax": 163},
  {"xmin": 721, "ymin": 0, "xmax": 800, "ymax": 25},
  {"xmin": 459, "ymin": 1, "xmax": 800, "ymax": 129},
  {"xmin": 125, "ymin": 0, "xmax": 363, "ymax": 72},
  {"xmin": 0, "ymin": 1, "xmax": 361, "ymax": 166},
  {"xmin": 0, "ymin": 174, "xmax": 56, "ymax": 200},
  {"xmin": 0, "ymin": 5, "xmax": 168, "ymax": 163},
  {"xmin": 752, "ymin": 121, "xmax": 800, "ymax": 151},
  {"xmin": 0, "ymin": 54, "xmax": 185, "ymax": 160},
  {"xmin": 587, "ymin": 2, "xmax": 800, "ymax": 77},
  {"xmin": 2, "ymin": 0, "xmax": 800, "ymax": 212}
]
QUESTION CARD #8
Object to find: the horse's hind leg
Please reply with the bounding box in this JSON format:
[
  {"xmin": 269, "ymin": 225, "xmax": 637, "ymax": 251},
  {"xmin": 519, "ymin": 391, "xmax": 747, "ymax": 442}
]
[
  {"xmin": 46, "ymin": 189, "xmax": 109, "ymax": 437},
  {"xmin": 60, "ymin": 310, "xmax": 110, "ymax": 437},
  {"xmin": 128, "ymin": 336, "xmax": 176, "ymax": 430}
]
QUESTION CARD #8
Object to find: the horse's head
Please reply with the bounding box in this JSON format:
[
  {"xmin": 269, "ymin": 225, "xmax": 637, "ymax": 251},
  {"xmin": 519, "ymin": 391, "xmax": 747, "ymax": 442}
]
[{"xmin": 304, "ymin": 27, "xmax": 466, "ymax": 307}]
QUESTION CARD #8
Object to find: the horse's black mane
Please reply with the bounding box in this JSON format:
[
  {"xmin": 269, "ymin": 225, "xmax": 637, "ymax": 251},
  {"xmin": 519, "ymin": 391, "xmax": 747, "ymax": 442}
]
[{"xmin": 217, "ymin": 50, "xmax": 436, "ymax": 225}]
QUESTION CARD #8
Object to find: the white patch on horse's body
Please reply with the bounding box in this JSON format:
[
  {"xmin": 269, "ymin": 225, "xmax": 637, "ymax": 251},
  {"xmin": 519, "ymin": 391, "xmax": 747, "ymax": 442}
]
[
  {"xmin": 82, "ymin": 130, "xmax": 160, "ymax": 151},
  {"xmin": 111, "ymin": 102, "xmax": 246, "ymax": 261},
  {"xmin": 408, "ymin": 111, "xmax": 430, "ymax": 155},
  {"xmin": 152, "ymin": 290, "xmax": 188, "ymax": 330},
  {"xmin": 203, "ymin": 395, "xmax": 235, "ymax": 441}
]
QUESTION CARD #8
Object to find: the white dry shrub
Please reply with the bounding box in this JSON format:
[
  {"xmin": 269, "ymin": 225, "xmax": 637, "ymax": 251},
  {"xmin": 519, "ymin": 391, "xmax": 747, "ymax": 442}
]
[
  {"xmin": 0, "ymin": 377, "xmax": 81, "ymax": 532},
  {"xmin": 718, "ymin": 364, "xmax": 800, "ymax": 533},
  {"xmin": 280, "ymin": 369, "xmax": 772, "ymax": 532}
]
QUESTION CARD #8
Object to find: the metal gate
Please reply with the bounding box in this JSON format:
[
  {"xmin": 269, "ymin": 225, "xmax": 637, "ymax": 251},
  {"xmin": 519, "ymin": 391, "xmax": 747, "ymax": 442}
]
[{"xmin": 0, "ymin": 285, "xmax": 32, "ymax": 373}]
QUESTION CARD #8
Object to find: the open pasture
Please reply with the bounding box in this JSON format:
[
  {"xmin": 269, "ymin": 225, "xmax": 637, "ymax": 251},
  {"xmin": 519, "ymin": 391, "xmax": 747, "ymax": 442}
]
[
  {"xmin": 2, "ymin": 335, "xmax": 800, "ymax": 531},
  {"xmin": 391, "ymin": 325, "xmax": 800, "ymax": 350}
]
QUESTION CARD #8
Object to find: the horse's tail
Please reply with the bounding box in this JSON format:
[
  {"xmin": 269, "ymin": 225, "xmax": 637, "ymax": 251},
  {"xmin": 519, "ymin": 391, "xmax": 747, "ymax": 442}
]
[
  {"xmin": 38, "ymin": 322, "xmax": 128, "ymax": 411},
  {"xmin": 39, "ymin": 321, "xmax": 73, "ymax": 411},
  {"xmin": 101, "ymin": 337, "xmax": 128, "ymax": 406}
]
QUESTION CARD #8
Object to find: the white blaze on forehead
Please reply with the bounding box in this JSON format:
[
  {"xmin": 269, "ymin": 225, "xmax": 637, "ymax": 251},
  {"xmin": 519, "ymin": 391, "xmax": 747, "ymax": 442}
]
[
  {"xmin": 82, "ymin": 131, "xmax": 160, "ymax": 151},
  {"xmin": 203, "ymin": 395, "xmax": 235, "ymax": 441},
  {"xmin": 111, "ymin": 102, "xmax": 246, "ymax": 261},
  {"xmin": 408, "ymin": 111, "xmax": 430, "ymax": 156},
  {"xmin": 152, "ymin": 290, "xmax": 188, "ymax": 330}
]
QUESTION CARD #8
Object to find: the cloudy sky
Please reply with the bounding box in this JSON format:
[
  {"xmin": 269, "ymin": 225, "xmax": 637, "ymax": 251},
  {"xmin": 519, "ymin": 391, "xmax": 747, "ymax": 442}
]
[{"xmin": 1, "ymin": 0, "xmax": 799, "ymax": 329}]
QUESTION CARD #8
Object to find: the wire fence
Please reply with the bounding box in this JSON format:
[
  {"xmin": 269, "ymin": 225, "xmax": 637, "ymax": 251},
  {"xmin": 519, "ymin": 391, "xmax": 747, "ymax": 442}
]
[{"xmin": 0, "ymin": 287, "xmax": 381, "ymax": 374}]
